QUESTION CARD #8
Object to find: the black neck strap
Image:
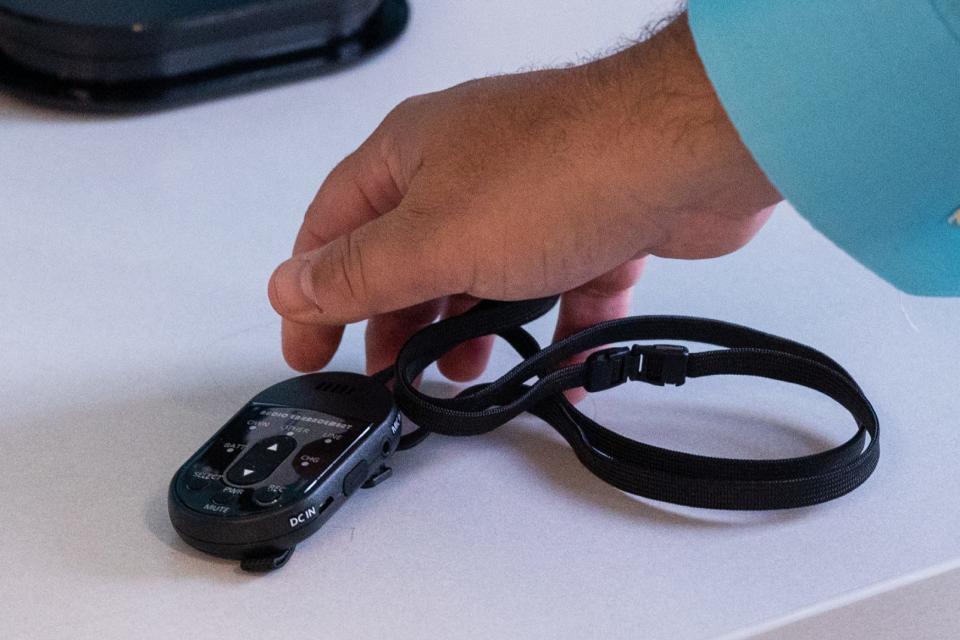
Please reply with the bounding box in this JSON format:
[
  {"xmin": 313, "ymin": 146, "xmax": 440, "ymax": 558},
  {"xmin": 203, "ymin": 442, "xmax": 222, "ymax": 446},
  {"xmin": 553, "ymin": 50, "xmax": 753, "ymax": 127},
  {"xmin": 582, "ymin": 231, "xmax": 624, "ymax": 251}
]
[{"xmin": 383, "ymin": 297, "xmax": 879, "ymax": 511}]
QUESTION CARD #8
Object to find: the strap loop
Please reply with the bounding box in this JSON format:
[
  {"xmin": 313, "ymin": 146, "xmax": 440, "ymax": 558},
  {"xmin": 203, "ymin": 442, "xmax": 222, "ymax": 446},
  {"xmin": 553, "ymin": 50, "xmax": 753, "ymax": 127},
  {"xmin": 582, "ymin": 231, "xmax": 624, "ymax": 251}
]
[{"xmin": 391, "ymin": 297, "xmax": 879, "ymax": 511}]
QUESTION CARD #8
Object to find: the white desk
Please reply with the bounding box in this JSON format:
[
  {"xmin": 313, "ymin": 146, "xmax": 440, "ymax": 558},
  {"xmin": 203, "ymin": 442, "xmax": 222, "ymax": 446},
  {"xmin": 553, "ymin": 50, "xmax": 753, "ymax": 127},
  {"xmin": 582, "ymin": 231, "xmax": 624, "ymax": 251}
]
[{"xmin": 1, "ymin": 1, "xmax": 957, "ymax": 638}]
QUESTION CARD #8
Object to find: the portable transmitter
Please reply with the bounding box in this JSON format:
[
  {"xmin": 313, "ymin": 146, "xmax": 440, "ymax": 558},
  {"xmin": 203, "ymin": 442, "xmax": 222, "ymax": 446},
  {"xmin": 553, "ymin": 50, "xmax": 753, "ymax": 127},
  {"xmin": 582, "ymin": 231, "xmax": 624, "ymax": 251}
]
[{"xmin": 168, "ymin": 372, "xmax": 400, "ymax": 572}]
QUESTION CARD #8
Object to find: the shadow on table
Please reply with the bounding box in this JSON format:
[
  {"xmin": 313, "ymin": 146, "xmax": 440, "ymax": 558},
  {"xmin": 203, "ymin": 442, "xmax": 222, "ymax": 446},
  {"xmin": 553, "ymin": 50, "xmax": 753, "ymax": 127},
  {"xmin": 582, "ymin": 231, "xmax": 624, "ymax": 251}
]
[
  {"xmin": 0, "ymin": 93, "xmax": 108, "ymax": 123},
  {"xmin": 4, "ymin": 374, "xmax": 845, "ymax": 582},
  {"xmin": 388, "ymin": 382, "xmax": 843, "ymax": 529}
]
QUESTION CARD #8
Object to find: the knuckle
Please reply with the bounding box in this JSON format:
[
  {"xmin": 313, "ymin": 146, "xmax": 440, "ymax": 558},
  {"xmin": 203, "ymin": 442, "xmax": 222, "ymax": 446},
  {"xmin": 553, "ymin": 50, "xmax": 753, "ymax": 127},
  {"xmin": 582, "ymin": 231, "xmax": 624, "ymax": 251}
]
[
  {"xmin": 374, "ymin": 128, "xmax": 402, "ymax": 168},
  {"xmin": 374, "ymin": 97, "xmax": 436, "ymax": 190},
  {"xmin": 382, "ymin": 96, "xmax": 423, "ymax": 131},
  {"xmin": 317, "ymin": 234, "xmax": 369, "ymax": 310},
  {"xmin": 340, "ymin": 234, "xmax": 369, "ymax": 304},
  {"xmin": 303, "ymin": 156, "xmax": 359, "ymax": 224}
]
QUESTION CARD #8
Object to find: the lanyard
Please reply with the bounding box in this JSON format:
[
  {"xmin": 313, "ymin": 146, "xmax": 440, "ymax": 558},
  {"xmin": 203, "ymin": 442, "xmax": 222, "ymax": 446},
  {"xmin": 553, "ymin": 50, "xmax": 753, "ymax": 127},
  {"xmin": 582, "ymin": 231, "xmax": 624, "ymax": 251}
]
[{"xmin": 380, "ymin": 297, "xmax": 878, "ymax": 510}]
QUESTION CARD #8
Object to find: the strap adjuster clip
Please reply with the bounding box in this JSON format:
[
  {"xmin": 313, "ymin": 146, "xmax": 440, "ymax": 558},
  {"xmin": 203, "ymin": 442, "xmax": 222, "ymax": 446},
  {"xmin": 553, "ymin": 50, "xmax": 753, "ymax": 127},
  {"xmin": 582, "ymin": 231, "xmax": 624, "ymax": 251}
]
[
  {"xmin": 584, "ymin": 344, "xmax": 688, "ymax": 392},
  {"xmin": 583, "ymin": 346, "xmax": 637, "ymax": 392},
  {"xmin": 638, "ymin": 344, "xmax": 688, "ymax": 386}
]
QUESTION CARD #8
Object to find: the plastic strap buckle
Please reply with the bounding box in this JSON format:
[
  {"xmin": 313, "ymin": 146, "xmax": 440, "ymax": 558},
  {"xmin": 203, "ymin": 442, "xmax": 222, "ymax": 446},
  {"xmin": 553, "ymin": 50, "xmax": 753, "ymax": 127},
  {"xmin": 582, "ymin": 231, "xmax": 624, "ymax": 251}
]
[
  {"xmin": 583, "ymin": 344, "xmax": 688, "ymax": 392},
  {"xmin": 638, "ymin": 344, "xmax": 689, "ymax": 386}
]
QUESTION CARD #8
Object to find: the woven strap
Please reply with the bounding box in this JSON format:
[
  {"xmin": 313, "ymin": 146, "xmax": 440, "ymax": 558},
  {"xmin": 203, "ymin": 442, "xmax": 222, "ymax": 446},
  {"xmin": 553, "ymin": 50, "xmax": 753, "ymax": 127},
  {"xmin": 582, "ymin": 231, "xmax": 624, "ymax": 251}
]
[{"xmin": 382, "ymin": 297, "xmax": 878, "ymax": 510}]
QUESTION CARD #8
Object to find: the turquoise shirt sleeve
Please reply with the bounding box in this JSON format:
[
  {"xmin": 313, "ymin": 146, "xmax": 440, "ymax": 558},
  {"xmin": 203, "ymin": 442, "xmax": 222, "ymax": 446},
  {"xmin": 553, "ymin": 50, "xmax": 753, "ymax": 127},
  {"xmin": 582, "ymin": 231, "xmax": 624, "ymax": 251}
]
[{"xmin": 687, "ymin": 0, "xmax": 960, "ymax": 296}]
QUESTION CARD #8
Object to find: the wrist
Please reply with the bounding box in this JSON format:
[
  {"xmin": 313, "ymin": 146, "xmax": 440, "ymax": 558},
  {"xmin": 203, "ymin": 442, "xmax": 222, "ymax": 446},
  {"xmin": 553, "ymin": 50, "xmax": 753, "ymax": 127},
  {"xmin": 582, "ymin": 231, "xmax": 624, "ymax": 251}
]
[{"xmin": 578, "ymin": 14, "xmax": 781, "ymax": 253}]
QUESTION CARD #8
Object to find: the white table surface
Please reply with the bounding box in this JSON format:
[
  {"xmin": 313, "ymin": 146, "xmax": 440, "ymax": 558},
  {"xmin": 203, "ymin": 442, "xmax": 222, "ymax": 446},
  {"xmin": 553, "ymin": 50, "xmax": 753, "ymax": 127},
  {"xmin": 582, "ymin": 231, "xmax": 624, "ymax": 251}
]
[{"xmin": 1, "ymin": 1, "xmax": 958, "ymax": 638}]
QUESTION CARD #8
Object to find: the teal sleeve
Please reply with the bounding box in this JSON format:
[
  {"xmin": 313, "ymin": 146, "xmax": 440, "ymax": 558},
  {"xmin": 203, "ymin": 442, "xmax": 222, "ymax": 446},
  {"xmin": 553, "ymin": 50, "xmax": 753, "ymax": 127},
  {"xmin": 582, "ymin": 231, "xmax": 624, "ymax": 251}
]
[{"xmin": 687, "ymin": 0, "xmax": 960, "ymax": 296}]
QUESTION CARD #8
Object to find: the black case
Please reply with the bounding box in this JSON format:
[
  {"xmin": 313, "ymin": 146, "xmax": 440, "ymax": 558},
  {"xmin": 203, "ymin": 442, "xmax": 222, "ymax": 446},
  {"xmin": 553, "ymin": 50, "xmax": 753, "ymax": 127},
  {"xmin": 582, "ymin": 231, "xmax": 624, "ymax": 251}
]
[{"xmin": 0, "ymin": 0, "xmax": 408, "ymax": 112}]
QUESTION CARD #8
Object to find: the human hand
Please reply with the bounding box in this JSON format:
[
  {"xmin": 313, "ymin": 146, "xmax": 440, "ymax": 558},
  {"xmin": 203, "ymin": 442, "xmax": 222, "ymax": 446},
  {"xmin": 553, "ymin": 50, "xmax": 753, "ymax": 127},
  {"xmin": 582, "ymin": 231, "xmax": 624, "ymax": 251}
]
[{"xmin": 268, "ymin": 14, "xmax": 780, "ymax": 384}]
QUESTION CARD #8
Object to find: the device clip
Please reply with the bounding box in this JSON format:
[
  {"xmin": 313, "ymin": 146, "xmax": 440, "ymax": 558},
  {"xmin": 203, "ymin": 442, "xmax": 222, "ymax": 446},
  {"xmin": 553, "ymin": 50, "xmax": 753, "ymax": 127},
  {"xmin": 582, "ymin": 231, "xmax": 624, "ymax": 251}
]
[{"xmin": 240, "ymin": 547, "xmax": 295, "ymax": 573}]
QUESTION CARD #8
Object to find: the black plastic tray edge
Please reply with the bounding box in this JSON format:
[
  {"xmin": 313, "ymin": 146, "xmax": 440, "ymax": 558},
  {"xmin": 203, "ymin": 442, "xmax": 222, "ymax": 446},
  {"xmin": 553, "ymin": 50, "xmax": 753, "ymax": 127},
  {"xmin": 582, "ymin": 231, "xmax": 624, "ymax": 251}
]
[{"xmin": 0, "ymin": 0, "xmax": 408, "ymax": 114}]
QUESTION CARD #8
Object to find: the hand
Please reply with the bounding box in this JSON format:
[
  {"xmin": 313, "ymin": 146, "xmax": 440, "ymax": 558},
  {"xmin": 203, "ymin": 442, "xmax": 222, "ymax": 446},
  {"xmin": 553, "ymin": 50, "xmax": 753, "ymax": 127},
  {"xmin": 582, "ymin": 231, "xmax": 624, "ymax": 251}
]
[{"xmin": 268, "ymin": 14, "xmax": 780, "ymax": 385}]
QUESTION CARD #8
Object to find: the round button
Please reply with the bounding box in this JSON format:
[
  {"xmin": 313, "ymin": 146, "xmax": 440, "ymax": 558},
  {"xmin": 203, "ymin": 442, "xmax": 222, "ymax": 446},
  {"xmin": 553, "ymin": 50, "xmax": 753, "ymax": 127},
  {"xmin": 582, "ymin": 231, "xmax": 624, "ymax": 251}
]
[
  {"xmin": 211, "ymin": 488, "xmax": 241, "ymax": 505},
  {"xmin": 253, "ymin": 487, "xmax": 282, "ymax": 507}
]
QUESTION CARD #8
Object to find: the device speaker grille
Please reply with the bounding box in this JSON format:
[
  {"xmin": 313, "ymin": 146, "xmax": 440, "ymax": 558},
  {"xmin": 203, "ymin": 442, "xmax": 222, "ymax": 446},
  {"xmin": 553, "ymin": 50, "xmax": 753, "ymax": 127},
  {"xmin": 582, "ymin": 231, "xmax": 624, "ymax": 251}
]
[{"xmin": 315, "ymin": 381, "xmax": 355, "ymax": 395}]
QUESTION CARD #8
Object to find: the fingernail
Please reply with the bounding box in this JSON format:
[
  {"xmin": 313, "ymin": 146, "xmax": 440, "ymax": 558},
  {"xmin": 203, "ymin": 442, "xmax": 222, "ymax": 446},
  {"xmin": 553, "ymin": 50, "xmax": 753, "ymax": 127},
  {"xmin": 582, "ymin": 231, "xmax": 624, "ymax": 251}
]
[{"xmin": 270, "ymin": 258, "xmax": 320, "ymax": 319}]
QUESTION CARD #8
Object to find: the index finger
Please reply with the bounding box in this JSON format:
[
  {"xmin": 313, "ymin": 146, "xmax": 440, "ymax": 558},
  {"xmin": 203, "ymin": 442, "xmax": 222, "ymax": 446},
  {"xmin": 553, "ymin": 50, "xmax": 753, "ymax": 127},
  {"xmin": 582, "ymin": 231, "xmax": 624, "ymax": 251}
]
[{"xmin": 280, "ymin": 146, "xmax": 404, "ymax": 371}]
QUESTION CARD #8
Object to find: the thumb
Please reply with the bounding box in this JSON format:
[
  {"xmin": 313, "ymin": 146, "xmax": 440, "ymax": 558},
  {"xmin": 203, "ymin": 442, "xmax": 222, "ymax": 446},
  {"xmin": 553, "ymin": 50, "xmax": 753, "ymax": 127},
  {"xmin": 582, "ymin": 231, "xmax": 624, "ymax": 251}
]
[{"xmin": 269, "ymin": 202, "xmax": 468, "ymax": 325}]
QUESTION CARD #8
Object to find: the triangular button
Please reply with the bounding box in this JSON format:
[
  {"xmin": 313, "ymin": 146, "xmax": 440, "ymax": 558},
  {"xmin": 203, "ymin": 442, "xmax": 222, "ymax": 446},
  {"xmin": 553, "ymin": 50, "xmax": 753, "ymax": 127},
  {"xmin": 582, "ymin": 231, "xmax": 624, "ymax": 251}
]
[
  {"xmin": 242, "ymin": 468, "xmax": 254, "ymax": 477},
  {"xmin": 266, "ymin": 443, "xmax": 279, "ymax": 452}
]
